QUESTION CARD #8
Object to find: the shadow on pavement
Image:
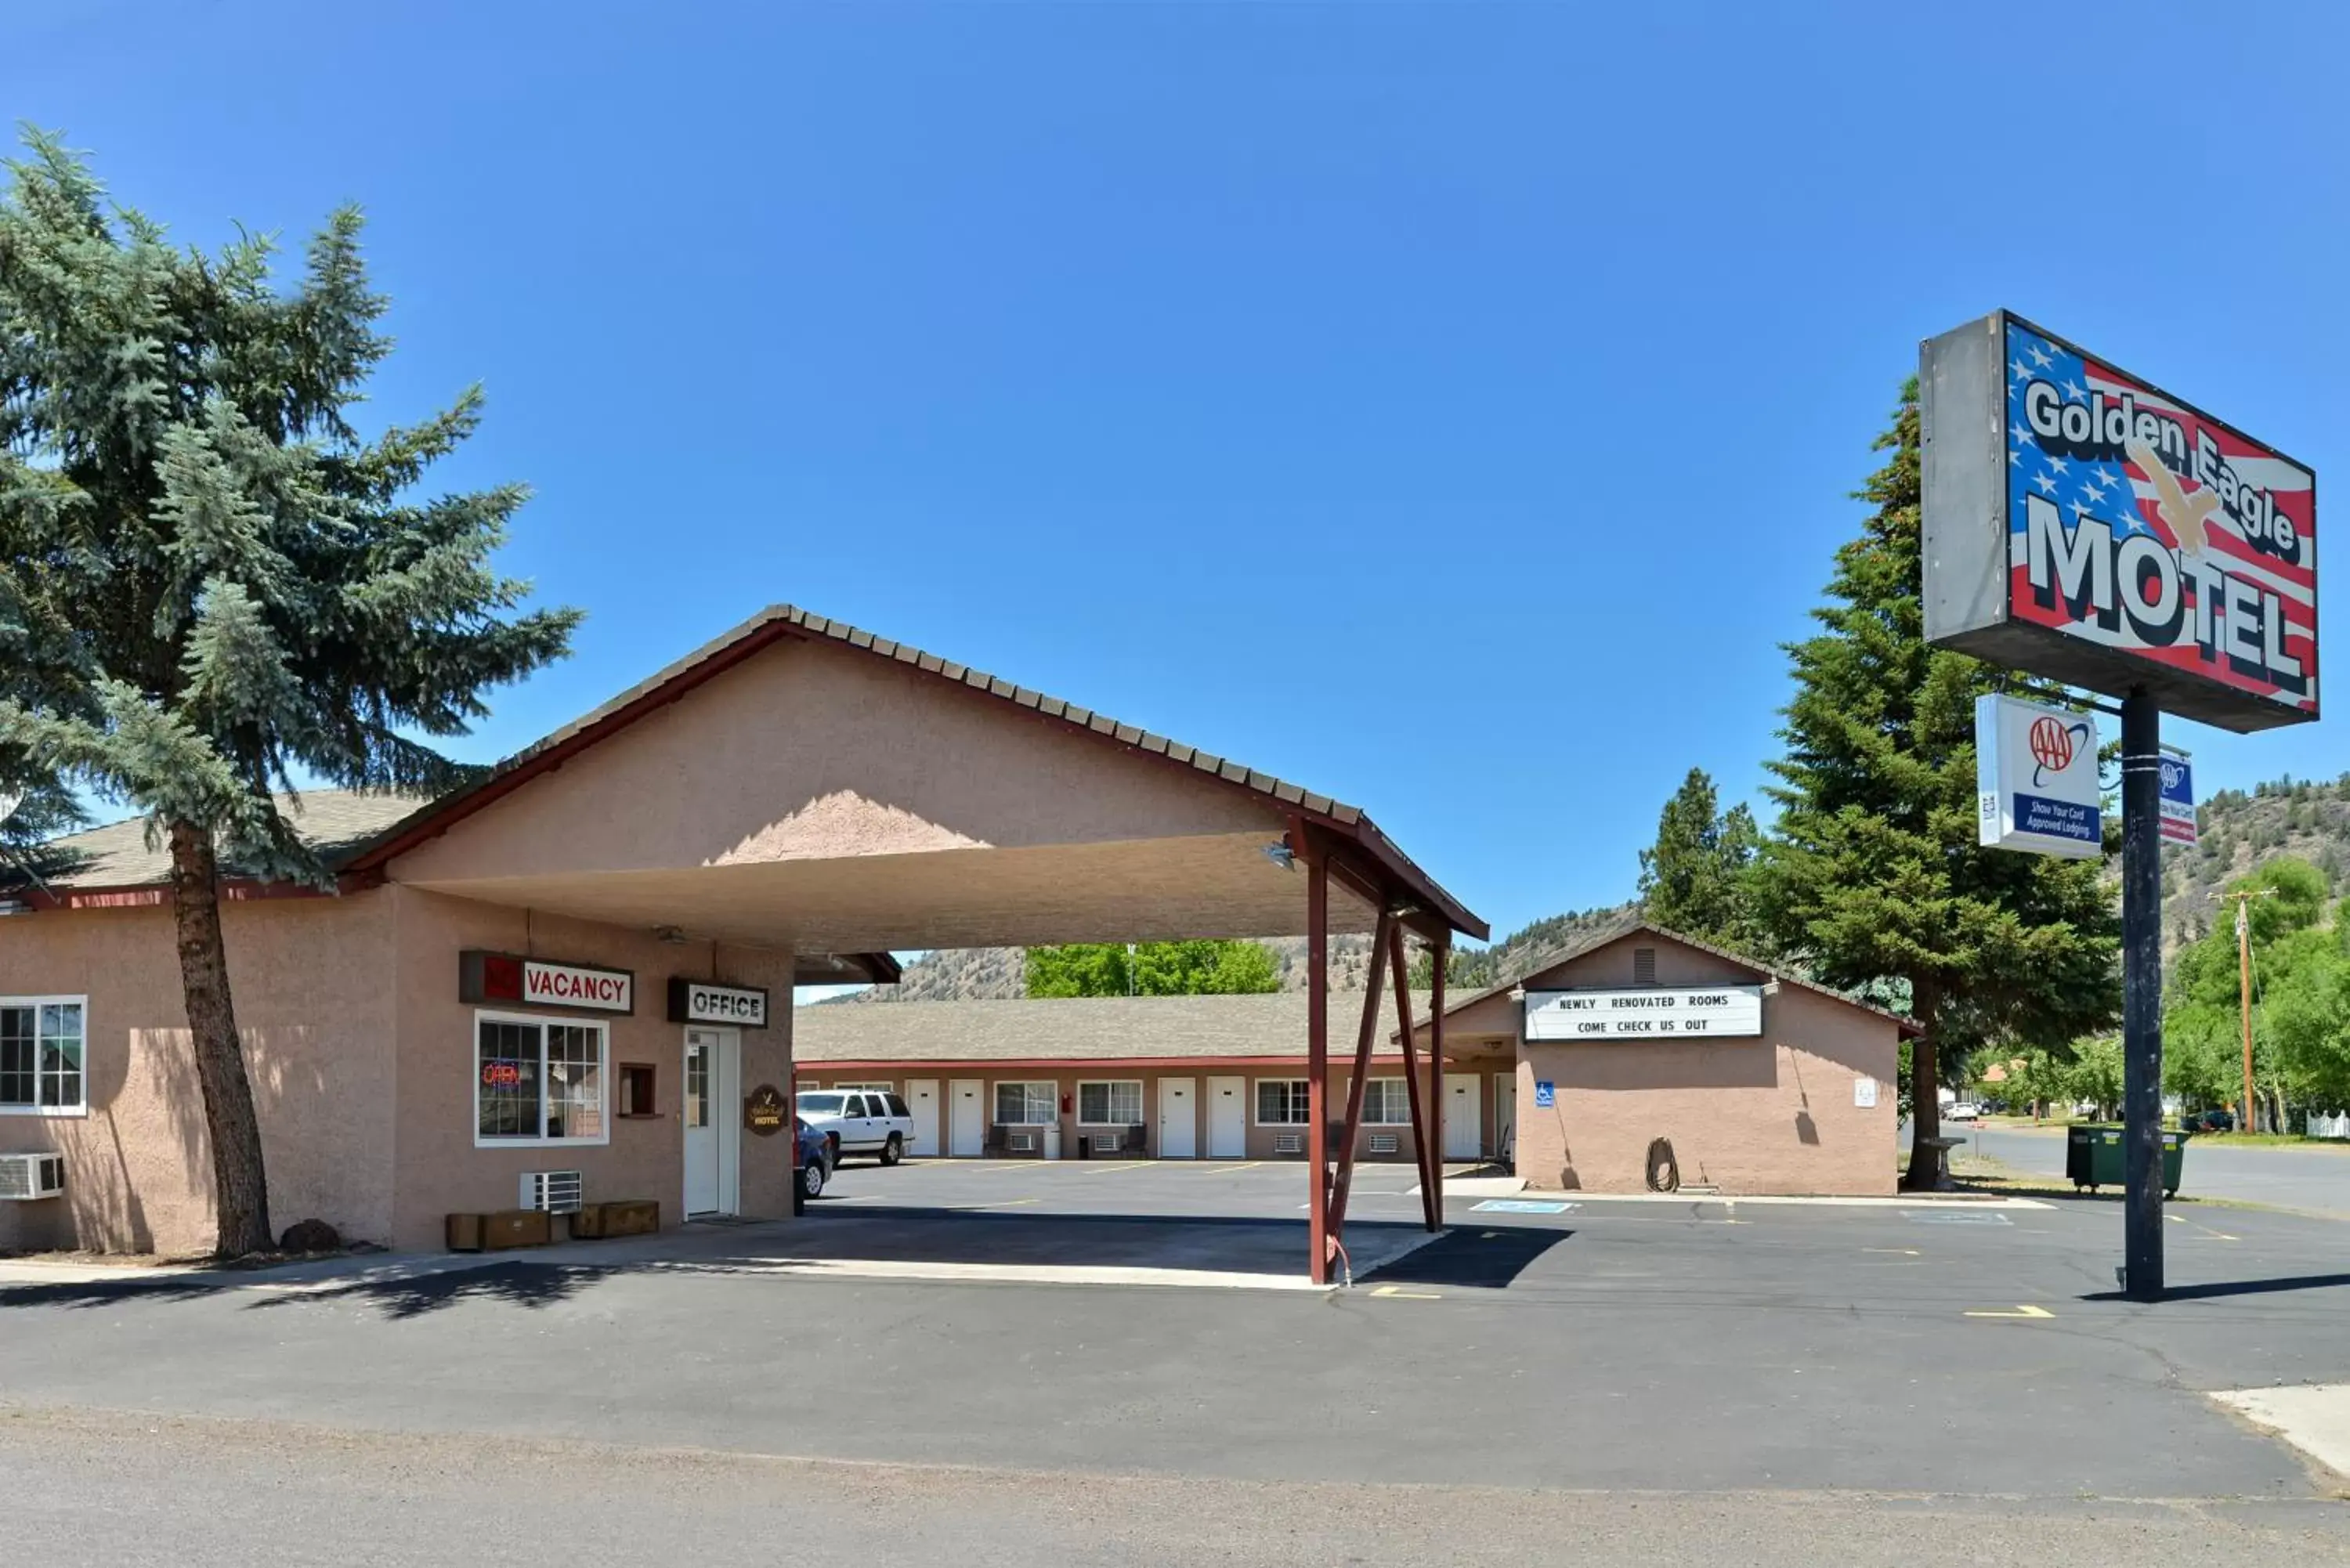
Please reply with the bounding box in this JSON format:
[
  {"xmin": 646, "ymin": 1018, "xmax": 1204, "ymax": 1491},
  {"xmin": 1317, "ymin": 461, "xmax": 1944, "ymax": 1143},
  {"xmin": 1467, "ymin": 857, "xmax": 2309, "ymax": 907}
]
[
  {"xmin": 794, "ymin": 1203, "xmax": 1425, "ymax": 1274},
  {"xmin": 2083, "ymin": 1271, "xmax": 2350, "ymax": 1303},
  {"xmin": 1358, "ymin": 1226, "xmax": 1571, "ymax": 1289}
]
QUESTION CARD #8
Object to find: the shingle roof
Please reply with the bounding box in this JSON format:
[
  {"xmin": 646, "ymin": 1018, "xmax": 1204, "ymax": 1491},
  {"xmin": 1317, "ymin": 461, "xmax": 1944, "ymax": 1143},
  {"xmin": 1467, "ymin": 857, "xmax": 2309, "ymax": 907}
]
[
  {"xmin": 795, "ymin": 989, "xmax": 1438, "ymax": 1064},
  {"xmin": 341, "ymin": 604, "xmax": 1486, "ymax": 941},
  {"xmin": 16, "ymin": 790, "xmax": 432, "ymax": 892}
]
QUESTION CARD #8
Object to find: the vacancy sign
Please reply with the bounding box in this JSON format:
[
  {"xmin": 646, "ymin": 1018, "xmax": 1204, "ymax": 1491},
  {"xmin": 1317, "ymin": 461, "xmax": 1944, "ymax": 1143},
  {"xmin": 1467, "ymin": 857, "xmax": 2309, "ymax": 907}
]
[
  {"xmin": 460, "ymin": 950, "xmax": 635, "ymax": 1013},
  {"xmin": 1976, "ymin": 694, "xmax": 2102, "ymax": 858},
  {"xmin": 1523, "ymin": 986, "xmax": 1764, "ymax": 1041}
]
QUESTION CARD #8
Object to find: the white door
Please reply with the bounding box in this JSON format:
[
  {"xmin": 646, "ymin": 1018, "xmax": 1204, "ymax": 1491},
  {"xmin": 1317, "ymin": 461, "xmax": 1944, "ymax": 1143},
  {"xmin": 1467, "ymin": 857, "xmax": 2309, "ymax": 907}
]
[
  {"xmin": 949, "ymin": 1078, "xmax": 985, "ymax": 1157},
  {"xmin": 683, "ymin": 1028, "xmax": 739, "ymax": 1216},
  {"xmin": 1206, "ymin": 1075, "xmax": 1246, "ymax": 1158},
  {"xmin": 906, "ymin": 1078, "xmax": 940, "ymax": 1158},
  {"xmin": 1158, "ymin": 1078, "xmax": 1197, "ymax": 1158},
  {"xmin": 1493, "ymin": 1072, "xmax": 1517, "ymax": 1163},
  {"xmin": 1444, "ymin": 1074, "xmax": 1480, "ymax": 1162}
]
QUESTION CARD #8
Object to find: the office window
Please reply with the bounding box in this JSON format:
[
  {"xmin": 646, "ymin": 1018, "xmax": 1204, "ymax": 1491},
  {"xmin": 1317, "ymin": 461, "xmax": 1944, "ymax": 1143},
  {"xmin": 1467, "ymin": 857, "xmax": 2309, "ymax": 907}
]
[{"xmin": 475, "ymin": 1013, "xmax": 609, "ymax": 1146}]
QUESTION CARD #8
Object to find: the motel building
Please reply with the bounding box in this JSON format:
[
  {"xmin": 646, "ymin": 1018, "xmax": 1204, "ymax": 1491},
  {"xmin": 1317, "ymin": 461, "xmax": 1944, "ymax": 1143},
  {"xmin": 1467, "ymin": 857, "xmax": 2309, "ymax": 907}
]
[
  {"xmin": 795, "ymin": 919, "xmax": 1913, "ymax": 1197},
  {"xmin": 0, "ymin": 605, "xmax": 1484, "ymax": 1264}
]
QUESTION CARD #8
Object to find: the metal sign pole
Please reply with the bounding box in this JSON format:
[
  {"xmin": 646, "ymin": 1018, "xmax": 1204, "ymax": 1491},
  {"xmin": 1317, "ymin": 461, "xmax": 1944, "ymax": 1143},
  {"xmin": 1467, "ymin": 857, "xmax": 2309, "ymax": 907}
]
[{"xmin": 2120, "ymin": 685, "xmax": 2165, "ymax": 1302}]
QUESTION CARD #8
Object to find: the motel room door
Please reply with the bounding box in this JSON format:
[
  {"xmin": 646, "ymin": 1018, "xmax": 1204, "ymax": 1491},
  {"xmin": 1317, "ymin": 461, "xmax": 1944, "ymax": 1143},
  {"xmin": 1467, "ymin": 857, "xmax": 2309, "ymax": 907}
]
[
  {"xmin": 1206, "ymin": 1075, "xmax": 1246, "ymax": 1158},
  {"xmin": 905, "ymin": 1079, "xmax": 941, "ymax": 1158},
  {"xmin": 1444, "ymin": 1075, "xmax": 1481, "ymax": 1163},
  {"xmin": 1158, "ymin": 1078, "xmax": 1197, "ymax": 1158},
  {"xmin": 948, "ymin": 1079, "xmax": 985, "ymax": 1157},
  {"xmin": 1493, "ymin": 1072, "xmax": 1517, "ymax": 1165},
  {"xmin": 683, "ymin": 1027, "xmax": 741, "ymax": 1216}
]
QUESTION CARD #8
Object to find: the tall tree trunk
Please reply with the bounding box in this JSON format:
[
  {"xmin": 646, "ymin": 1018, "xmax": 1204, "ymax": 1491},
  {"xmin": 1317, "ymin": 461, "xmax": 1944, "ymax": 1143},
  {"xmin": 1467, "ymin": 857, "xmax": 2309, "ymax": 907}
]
[
  {"xmin": 1901, "ymin": 983, "xmax": 1943, "ymax": 1192},
  {"xmin": 166, "ymin": 818, "xmax": 273, "ymax": 1255}
]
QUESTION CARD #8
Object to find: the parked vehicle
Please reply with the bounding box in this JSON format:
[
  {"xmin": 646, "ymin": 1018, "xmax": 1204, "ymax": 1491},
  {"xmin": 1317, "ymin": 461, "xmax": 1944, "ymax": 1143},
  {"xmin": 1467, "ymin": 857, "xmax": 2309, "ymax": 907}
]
[
  {"xmin": 2182, "ymin": 1107, "xmax": 2235, "ymax": 1133},
  {"xmin": 795, "ymin": 1089, "xmax": 916, "ymax": 1165},
  {"xmin": 1944, "ymin": 1102, "xmax": 1981, "ymax": 1122},
  {"xmin": 794, "ymin": 1117, "xmax": 833, "ymax": 1206}
]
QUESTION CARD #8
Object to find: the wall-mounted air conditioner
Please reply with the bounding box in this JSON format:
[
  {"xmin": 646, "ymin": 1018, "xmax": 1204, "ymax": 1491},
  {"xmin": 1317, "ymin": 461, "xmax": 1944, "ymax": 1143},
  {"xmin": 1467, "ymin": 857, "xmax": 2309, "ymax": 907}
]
[
  {"xmin": 1274, "ymin": 1133, "xmax": 1306, "ymax": 1156},
  {"xmin": 0, "ymin": 1152, "xmax": 65, "ymax": 1201},
  {"xmin": 519, "ymin": 1169, "xmax": 584, "ymax": 1214},
  {"xmin": 1368, "ymin": 1133, "xmax": 1400, "ymax": 1155},
  {"xmin": 1007, "ymin": 1131, "xmax": 1037, "ymax": 1154}
]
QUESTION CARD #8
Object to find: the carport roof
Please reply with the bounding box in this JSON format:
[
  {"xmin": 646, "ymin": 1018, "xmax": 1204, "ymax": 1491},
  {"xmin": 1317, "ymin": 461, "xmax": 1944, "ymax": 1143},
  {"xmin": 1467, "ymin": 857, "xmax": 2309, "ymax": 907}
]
[
  {"xmin": 797, "ymin": 989, "xmax": 1440, "ymax": 1065},
  {"xmin": 341, "ymin": 604, "xmax": 1484, "ymax": 942}
]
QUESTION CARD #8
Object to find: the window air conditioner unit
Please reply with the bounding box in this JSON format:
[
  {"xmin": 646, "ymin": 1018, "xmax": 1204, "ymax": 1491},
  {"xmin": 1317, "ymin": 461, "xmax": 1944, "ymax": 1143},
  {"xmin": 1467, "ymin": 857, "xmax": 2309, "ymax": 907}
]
[
  {"xmin": 1368, "ymin": 1133, "xmax": 1400, "ymax": 1155},
  {"xmin": 1007, "ymin": 1131, "xmax": 1037, "ymax": 1154},
  {"xmin": 1274, "ymin": 1133, "xmax": 1306, "ymax": 1156},
  {"xmin": 520, "ymin": 1169, "xmax": 585, "ymax": 1214},
  {"xmin": 0, "ymin": 1152, "xmax": 65, "ymax": 1201},
  {"xmin": 1091, "ymin": 1131, "xmax": 1123, "ymax": 1154}
]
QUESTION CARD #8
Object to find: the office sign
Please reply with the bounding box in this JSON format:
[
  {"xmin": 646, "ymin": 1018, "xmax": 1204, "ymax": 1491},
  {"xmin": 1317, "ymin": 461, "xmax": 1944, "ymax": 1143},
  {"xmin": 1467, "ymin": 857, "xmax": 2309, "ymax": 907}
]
[
  {"xmin": 2160, "ymin": 750, "xmax": 2197, "ymax": 846},
  {"xmin": 667, "ymin": 977, "xmax": 769, "ymax": 1028},
  {"xmin": 1922, "ymin": 311, "xmax": 2316, "ymax": 732},
  {"xmin": 460, "ymin": 951, "xmax": 634, "ymax": 1013},
  {"xmin": 1523, "ymin": 986, "xmax": 1764, "ymax": 1041},
  {"xmin": 1975, "ymin": 694, "xmax": 2102, "ymax": 858}
]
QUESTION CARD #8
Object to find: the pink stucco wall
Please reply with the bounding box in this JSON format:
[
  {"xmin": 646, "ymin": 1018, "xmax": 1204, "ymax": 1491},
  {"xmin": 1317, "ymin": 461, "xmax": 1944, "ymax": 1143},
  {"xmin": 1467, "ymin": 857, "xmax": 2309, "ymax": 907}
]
[
  {"xmin": 1505, "ymin": 934, "xmax": 1900, "ymax": 1196},
  {"xmin": 0, "ymin": 884, "xmax": 797, "ymax": 1255}
]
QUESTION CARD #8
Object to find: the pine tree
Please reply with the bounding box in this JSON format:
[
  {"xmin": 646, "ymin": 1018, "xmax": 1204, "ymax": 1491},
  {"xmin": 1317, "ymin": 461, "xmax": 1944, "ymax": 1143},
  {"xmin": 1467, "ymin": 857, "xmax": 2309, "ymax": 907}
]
[
  {"xmin": 1636, "ymin": 767, "xmax": 1761, "ymax": 948},
  {"xmin": 0, "ymin": 132, "xmax": 579, "ymax": 1254},
  {"xmin": 1752, "ymin": 381, "xmax": 2118, "ymax": 1189}
]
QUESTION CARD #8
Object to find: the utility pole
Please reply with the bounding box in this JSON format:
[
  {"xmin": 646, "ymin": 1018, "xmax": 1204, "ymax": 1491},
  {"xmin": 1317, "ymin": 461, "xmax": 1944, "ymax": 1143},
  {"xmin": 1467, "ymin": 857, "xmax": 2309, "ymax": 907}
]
[
  {"xmin": 2214, "ymin": 887, "xmax": 2276, "ymax": 1133},
  {"xmin": 2119, "ymin": 686, "xmax": 2164, "ymax": 1302}
]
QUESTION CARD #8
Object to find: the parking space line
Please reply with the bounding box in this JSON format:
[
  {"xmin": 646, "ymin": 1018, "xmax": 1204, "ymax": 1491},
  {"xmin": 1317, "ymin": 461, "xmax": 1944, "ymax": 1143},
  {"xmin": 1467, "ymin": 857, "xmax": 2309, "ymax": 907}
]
[
  {"xmin": 2166, "ymin": 1212, "xmax": 2241, "ymax": 1241},
  {"xmin": 1201, "ymin": 1162, "xmax": 1260, "ymax": 1174},
  {"xmin": 1963, "ymin": 1304, "xmax": 2054, "ymax": 1319},
  {"xmin": 1368, "ymin": 1284, "xmax": 1441, "ymax": 1300},
  {"xmin": 948, "ymin": 1198, "xmax": 1042, "ymax": 1211}
]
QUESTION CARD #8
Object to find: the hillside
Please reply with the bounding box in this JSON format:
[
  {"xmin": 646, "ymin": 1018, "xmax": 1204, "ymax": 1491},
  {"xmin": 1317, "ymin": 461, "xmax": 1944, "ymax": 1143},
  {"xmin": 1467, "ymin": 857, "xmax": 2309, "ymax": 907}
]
[
  {"xmin": 2164, "ymin": 773, "xmax": 2350, "ymax": 957},
  {"xmin": 833, "ymin": 901, "xmax": 1638, "ymax": 1003}
]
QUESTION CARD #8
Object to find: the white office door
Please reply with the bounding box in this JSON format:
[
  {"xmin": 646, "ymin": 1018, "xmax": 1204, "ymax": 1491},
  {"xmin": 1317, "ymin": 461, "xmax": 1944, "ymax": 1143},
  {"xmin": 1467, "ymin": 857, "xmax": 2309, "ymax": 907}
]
[
  {"xmin": 1444, "ymin": 1074, "xmax": 1480, "ymax": 1162},
  {"xmin": 949, "ymin": 1078, "xmax": 985, "ymax": 1157},
  {"xmin": 1158, "ymin": 1078, "xmax": 1197, "ymax": 1158},
  {"xmin": 906, "ymin": 1078, "xmax": 941, "ymax": 1157},
  {"xmin": 683, "ymin": 1028, "xmax": 739, "ymax": 1215},
  {"xmin": 1493, "ymin": 1073, "xmax": 1517, "ymax": 1162},
  {"xmin": 1206, "ymin": 1075, "xmax": 1246, "ymax": 1158}
]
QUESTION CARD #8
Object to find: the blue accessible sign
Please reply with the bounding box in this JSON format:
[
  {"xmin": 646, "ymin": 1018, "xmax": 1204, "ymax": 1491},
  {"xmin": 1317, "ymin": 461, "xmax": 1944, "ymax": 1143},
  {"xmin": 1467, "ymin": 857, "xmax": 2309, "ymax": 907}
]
[{"xmin": 1533, "ymin": 1079, "xmax": 1555, "ymax": 1109}]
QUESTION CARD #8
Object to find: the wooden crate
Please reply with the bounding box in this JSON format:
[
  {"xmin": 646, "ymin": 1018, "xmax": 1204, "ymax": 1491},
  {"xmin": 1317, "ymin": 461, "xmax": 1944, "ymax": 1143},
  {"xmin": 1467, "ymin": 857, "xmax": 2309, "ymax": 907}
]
[
  {"xmin": 599, "ymin": 1198, "xmax": 660, "ymax": 1237},
  {"xmin": 446, "ymin": 1209, "xmax": 551, "ymax": 1252},
  {"xmin": 567, "ymin": 1204, "xmax": 609, "ymax": 1241}
]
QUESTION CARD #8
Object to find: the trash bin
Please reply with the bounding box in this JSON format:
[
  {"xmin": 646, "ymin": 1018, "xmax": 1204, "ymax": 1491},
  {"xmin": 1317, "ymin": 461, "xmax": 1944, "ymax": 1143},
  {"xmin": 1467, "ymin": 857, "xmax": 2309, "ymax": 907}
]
[
  {"xmin": 2066, "ymin": 1125, "xmax": 2185, "ymax": 1197},
  {"xmin": 1076, "ymin": 1134, "xmax": 1092, "ymax": 1160}
]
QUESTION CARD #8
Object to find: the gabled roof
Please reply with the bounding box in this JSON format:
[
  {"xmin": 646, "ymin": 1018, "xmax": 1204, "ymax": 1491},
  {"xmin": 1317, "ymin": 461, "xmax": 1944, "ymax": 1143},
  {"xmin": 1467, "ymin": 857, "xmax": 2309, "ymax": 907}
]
[
  {"xmin": 339, "ymin": 604, "xmax": 1485, "ymax": 940},
  {"xmin": 1414, "ymin": 917, "xmax": 1924, "ymax": 1037},
  {"xmin": 13, "ymin": 790, "xmax": 427, "ymax": 893}
]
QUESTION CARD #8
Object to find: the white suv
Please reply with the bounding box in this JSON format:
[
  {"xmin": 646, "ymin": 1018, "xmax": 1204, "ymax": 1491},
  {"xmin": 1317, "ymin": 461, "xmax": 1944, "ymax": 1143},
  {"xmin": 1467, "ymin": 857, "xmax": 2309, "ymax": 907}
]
[{"xmin": 796, "ymin": 1089, "xmax": 915, "ymax": 1166}]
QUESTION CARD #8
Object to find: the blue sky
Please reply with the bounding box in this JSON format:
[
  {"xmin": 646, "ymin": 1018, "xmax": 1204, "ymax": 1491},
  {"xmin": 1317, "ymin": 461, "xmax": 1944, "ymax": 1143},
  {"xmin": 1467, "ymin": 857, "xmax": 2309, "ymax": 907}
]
[{"xmin": 10, "ymin": 2, "xmax": 2347, "ymax": 946}]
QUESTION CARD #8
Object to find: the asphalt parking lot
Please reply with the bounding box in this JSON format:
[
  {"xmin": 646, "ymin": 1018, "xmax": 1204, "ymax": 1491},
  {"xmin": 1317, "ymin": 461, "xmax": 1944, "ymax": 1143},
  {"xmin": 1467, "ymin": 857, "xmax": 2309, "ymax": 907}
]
[{"xmin": 6, "ymin": 1154, "xmax": 2350, "ymax": 1560}]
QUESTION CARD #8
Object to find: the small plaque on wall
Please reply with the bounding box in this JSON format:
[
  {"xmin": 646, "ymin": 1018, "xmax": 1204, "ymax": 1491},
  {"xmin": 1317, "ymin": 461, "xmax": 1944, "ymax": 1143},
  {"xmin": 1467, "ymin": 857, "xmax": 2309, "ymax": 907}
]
[{"xmin": 743, "ymin": 1083, "xmax": 787, "ymax": 1136}]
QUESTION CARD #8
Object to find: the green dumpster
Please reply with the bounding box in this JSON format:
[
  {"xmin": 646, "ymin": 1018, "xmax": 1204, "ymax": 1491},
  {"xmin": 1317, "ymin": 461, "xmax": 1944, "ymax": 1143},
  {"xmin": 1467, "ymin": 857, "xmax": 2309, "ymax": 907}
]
[{"xmin": 2066, "ymin": 1125, "xmax": 2186, "ymax": 1198}]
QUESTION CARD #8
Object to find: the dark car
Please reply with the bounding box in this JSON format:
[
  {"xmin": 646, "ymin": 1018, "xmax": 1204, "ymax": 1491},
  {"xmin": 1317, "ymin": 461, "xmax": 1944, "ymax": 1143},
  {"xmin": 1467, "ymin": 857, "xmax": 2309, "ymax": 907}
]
[
  {"xmin": 2182, "ymin": 1107, "xmax": 2235, "ymax": 1133},
  {"xmin": 793, "ymin": 1117, "xmax": 834, "ymax": 1209}
]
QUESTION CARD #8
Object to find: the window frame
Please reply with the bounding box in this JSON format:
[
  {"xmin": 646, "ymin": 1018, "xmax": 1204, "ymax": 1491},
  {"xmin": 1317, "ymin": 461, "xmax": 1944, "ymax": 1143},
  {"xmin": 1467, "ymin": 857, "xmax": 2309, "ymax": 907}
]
[
  {"xmin": 1254, "ymin": 1078, "xmax": 1312, "ymax": 1126},
  {"xmin": 992, "ymin": 1080, "xmax": 1059, "ymax": 1126},
  {"xmin": 472, "ymin": 1009, "xmax": 613, "ymax": 1150},
  {"xmin": 832, "ymin": 1080, "xmax": 895, "ymax": 1093},
  {"xmin": 0, "ymin": 995, "xmax": 89, "ymax": 1118},
  {"xmin": 1362, "ymin": 1078, "xmax": 1412, "ymax": 1126},
  {"xmin": 1076, "ymin": 1079, "xmax": 1144, "ymax": 1127}
]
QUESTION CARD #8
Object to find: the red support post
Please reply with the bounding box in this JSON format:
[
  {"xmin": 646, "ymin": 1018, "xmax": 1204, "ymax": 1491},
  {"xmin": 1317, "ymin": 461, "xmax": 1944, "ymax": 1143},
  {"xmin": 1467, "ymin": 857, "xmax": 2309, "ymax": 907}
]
[
  {"xmin": 1388, "ymin": 919, "xmax": 1438, "ymax": 1232},
  {"xmin": 1305, "ymin": 847, "xmax": 1331, "ymax": 1284},
  {"xmin": 1429, "ymin": 939, "xmax": 1448, "ymax": 1215},
  {"xmin": 1326, "ymin": 909, "xmax": 1393, "ymax": 1242}
]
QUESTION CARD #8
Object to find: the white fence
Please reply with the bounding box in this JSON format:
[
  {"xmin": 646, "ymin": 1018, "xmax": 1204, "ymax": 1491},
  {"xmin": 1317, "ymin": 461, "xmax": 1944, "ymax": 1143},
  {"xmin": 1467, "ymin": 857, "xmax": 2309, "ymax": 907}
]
[{"xmin": 2306, "ymin": 1111, "xmax": 2350, "ymax": 1140}]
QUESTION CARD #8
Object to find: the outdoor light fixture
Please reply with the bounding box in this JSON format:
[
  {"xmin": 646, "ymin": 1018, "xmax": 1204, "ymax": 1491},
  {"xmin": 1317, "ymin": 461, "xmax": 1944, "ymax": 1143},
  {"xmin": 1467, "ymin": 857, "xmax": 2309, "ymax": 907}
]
[
  {"xmin": 653, "ymin": 925, "xmax": 691, "ymax": 945},
  {"xmin": 1508, "ymin": 985, "xmax": 1527, "ymax": 1003},
  {"xmin": 1762, "ymin": 980, "xmax": 1781, "ymax": 996},
  {"xmin": 1262, "ymin": 839, "xmax": 1296, "ymax": 871}
]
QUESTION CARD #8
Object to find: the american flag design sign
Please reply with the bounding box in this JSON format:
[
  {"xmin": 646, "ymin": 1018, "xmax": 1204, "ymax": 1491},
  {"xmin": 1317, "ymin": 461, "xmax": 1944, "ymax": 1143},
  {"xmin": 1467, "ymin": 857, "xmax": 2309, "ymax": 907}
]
[{"xmin": 2005, "ymin": 320, "xmax": 2316, "ymax": 718}]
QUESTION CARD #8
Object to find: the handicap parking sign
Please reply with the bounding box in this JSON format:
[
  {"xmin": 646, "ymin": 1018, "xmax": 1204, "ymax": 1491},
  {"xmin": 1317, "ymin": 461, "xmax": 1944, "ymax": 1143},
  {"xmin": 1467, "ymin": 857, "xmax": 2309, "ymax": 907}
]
[{"xmin": 1533, "ymin": 1079, "xmax": 1555, "ymax": 1109}]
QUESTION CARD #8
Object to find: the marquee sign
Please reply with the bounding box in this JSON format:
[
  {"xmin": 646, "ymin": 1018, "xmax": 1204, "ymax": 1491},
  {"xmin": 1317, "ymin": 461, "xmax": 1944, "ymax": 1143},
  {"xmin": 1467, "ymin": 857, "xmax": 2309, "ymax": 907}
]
[
  {"xmin": 1976, "ymin": 694, "xmax": 2102, "ymax": 858},
  {"xmin": 460, "ymin": 951, "xmax": 635, "ymax": 1014},
  {"xmin": 1922, "ymin": 312, "xmax": 2317, "ymax": 732},
  {"xmin": 667, "ymin": 978, "xmax": 769, "ymax": 1028},
  {"xmin": 1523, "ymin": 986, "xmax": 1765, "ymax": 1042}
]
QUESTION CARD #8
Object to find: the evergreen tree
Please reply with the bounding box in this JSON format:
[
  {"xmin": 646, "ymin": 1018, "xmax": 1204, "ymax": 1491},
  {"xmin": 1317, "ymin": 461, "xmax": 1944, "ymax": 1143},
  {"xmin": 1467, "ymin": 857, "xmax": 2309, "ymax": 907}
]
[
  {"xmin": 1752, "ymin": 381, "xmax": 2118, "ymax": 1189},
  {"xmin": 1636, "ymin": 767, "xmax": 1761, "ymax": 948},
  {"xmin": 0, "ymin": 132, "xmax": 579, "ymax": 1254}
]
